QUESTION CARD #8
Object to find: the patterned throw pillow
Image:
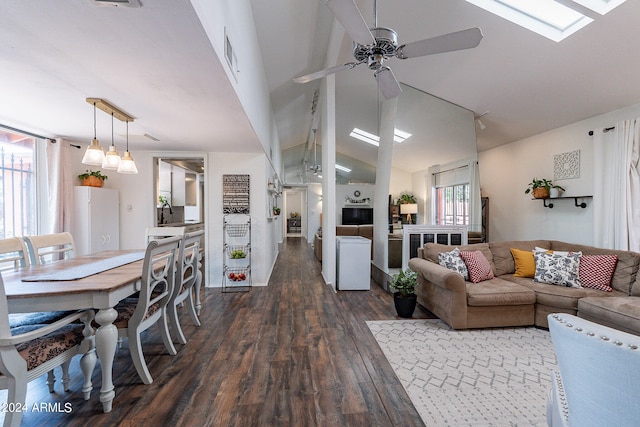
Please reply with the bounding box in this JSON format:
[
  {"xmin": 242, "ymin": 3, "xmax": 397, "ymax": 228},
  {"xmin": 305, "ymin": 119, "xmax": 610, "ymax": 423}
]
[
  {"xmin": 438, "ymin": 248, "xmax": 469, "ymax": 281},
  {"xmin": 533, "ymin": 251, "xmax": 582, "ymax": 288},
  {"xmin": 459, "ymin": 250, "xmax": 495, "ymax": 283},
  {"xmin": 579, "ymin": 255, "xmax": 618, "ymax": 292}
]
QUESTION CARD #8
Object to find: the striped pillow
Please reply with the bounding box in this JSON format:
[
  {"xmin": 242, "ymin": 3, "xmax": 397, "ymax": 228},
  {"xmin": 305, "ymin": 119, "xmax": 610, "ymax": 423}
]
[{"xmin": 579, "ymin": 254, "xmax": 618, "ymax": 292}]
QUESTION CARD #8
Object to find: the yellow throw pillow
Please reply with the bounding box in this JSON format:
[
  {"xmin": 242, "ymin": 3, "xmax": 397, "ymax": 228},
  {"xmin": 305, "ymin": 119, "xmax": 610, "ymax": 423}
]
[{"xmin": 510, "ymin": 248, "xmax": 536, "ymax": 278}]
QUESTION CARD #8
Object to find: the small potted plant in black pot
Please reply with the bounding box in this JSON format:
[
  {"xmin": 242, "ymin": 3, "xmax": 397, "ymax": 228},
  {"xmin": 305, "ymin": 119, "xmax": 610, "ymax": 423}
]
[{"xmin": 389, "ymin": 268, "xmax": 418, "ymax": 318}]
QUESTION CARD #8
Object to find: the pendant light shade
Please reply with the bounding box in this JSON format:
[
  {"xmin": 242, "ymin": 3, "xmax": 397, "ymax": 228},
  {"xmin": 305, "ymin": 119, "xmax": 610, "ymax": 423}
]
[
  {"xmin": 117, "ymin": 121, "xmax": 138, "ymax": 174},
  {"xmin": 102, "ymin": 113, "xmax": 120, "ymax": 170},
  {"xmin": 82, "ymin": 102, "xmax": 105, "ymax": 166}
]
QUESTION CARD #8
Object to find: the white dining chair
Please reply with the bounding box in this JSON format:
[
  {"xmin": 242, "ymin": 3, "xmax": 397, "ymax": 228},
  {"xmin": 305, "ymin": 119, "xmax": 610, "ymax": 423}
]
[
  {"xmin": 0, "ymin": 236, "xmax": 82, "ymax": 394},
  {"xmin": 23, "ymin": 232, "xmax": 77, "ymax": 266},
  {"xmin": 113, "ymin": 235, "xmax": 181, "ymax": 384},
  {"xmin": 0, "ymin": 273, "xmax": 97, "ymax": 427},
  {"xmin": 0, "ymin": 237, "xmax": 30, "ymax": 272},
  {"xmin": 167, "ymin": 230, "xmax": 204, "ymax": 345}
]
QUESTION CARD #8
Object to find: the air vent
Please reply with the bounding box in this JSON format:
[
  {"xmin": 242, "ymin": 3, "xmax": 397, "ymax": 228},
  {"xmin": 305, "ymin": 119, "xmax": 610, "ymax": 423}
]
[{"xmin": 90, "ymin": 0, "xmax": 142, "ymax": 8}]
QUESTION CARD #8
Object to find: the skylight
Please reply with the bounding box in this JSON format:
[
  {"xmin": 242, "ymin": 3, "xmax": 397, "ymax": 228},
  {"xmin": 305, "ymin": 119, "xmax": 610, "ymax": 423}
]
[
  {"xmin": 335, "ymin": 164, "xmax": 352, "ymax": 173},
  {"xmin": 466, "ymin": 0, "xmax": 594, "ymax": 42},
  {"xmin": 349, "ymin": 127, "xmax": 412, "ymax": 146},
  {"xmin": 573, "ymin": 0, "xmax": 627, "ymax": 15}
]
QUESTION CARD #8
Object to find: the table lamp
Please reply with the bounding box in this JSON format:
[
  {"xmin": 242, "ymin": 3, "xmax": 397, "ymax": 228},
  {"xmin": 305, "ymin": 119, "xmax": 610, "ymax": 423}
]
[{"xmin": 400, "ymin": 203, "xmax": 418, "ymax": 224}]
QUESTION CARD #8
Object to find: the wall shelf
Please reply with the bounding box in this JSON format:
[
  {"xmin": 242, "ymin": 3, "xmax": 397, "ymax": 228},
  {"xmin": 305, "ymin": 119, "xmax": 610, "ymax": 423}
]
[{"xmin": 537, "ymin": 196, "xmax": 592, "ymax": 209}]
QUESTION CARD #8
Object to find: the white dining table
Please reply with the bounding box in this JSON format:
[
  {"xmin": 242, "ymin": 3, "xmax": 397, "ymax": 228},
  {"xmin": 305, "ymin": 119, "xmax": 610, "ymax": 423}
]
[{"xmin": 3, "ymin": 250, "xmax": 146, "ymax": 413}]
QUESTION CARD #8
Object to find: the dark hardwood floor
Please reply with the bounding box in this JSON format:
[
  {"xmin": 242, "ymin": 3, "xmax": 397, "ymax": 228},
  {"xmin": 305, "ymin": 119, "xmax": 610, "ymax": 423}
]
[{"xmin": 2, "ymin": 237, "xmax": 434, "ymax": 426}]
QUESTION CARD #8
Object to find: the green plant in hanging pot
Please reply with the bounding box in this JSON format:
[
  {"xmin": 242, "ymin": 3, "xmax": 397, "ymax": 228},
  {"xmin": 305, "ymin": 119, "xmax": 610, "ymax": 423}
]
[
  {"xmin": 273, "ymin": 207, "xmax": 281, "ymax": 216},
  {"xmin": 389, "ymin": 268, "xmax": 418, "ymax": 318}
]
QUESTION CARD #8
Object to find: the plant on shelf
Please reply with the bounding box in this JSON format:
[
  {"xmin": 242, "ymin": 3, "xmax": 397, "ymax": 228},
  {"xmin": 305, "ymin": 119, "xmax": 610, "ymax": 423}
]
[
  {"xmin": 389, "ymin": 268, "xmax": 418, "ymax": 318},
  {"xmin": 273, "ymin": 207, "xmax": 281, "ymax": 216},
  {"xmin": 524, "ymin": 178, "xmax": 565, "ymax": 199},
  {"xmin": 398, "ymin": 192, "xmax": 417, "ymax": 204},
  {"xmin": 78, "ymin": 170, "xmax": 108, "ymax": 188},
  {"xmin": 290, "ymin": 211, "xmax": 299, "ymax": 218}
]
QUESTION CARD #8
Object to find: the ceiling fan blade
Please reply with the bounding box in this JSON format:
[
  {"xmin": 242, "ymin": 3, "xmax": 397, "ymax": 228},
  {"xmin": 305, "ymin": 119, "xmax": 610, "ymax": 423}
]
[
  {"xmin": 325, "ymin": 0, "xmax": 375, "ymax": 46},
  {"xmin": 293, "ymin": 62, "xmax": 359, "ymax": 83},
  {"xmin": 396, "ymin": 27, "xmax": 483, "ymax": 59},
  {"xmin": 374, "ymin": 67, "xmax": 402, "ymax": 100}
]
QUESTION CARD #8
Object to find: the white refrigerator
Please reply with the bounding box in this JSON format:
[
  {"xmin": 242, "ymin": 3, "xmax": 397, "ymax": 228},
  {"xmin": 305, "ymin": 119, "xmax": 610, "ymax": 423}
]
[
  {"xmin": 72, "ymin": 186, "xmax": 120, "ymax": 255},
  {"xmin": 336, "ymin": 236, "xmax": 371, "ymax": 290}
]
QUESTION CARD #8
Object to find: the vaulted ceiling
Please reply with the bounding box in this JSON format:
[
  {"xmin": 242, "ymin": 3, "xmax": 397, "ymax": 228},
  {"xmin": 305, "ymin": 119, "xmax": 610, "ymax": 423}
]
[{"xmin": 2, "ymin": 0, "xmax": 640, "ymax": 174}]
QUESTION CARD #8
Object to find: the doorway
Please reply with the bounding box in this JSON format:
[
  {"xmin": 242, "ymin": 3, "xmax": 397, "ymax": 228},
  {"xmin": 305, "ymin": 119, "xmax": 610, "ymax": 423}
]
[{"xmin": 284, "ymin": 187, "xmax": 307, "ymax": 239}]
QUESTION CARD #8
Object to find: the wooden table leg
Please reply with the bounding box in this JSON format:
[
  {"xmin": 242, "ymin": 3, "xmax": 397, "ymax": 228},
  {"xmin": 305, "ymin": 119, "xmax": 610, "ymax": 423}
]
[{"xmin": 94, "ymin": 307, "xmax": 118, "ymax": 413}]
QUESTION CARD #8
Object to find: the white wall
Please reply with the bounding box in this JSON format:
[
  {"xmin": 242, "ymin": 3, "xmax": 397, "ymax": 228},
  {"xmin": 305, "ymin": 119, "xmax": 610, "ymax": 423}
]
[{"xmin": 479, "ymin": 102, "xmax": 640, "ymax": 245}]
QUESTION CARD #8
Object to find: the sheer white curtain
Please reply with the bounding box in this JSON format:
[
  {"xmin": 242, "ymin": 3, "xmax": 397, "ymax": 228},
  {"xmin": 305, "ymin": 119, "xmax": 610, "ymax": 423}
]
[
  {"xmin": 593, "ymin": 120, "xmax": 640, "ymax": 251},
  {"xmin": 38, "ymin": 138, "xmax": 74, "ymax": 234}
]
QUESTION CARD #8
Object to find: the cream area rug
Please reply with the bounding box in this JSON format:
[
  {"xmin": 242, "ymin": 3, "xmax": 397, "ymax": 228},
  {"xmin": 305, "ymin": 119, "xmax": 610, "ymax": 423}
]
[{"xmin": 366, "ymin": 319, "xmax": 557, "ymax": 427}]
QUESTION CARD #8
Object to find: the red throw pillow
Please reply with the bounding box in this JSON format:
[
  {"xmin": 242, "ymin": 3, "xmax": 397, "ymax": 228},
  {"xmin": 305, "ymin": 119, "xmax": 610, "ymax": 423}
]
[
  {"xmin": 460, "ymin": 250, "xmax": 495, "ymax": 283},
  {"xmin": 579, "ymin": 254, "xmax": 618, "ymax": 292}
]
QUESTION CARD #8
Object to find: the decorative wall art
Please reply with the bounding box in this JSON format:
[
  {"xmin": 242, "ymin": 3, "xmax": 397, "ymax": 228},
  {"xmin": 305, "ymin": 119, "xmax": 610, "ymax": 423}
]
[
  {"xmin": 223, "ymin": 174, "xmax": 250, "ymax": 214},
  {"xmin": 554, "ymin": 150, "xmax": 580, "ymax": 180}
]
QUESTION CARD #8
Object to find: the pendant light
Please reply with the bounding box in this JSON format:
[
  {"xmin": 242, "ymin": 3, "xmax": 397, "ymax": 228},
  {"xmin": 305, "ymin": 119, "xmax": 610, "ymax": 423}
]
[
  {"xmin": 81, "ymin": 102, "xmax": 106, "ymax": 166},
  {"xmin": 117, "ymin": 120, "xmax": 138, "ymax": 174},
  {"xmin": 102, "ymin": 112, "xmax": 121, "ymax": 170}
]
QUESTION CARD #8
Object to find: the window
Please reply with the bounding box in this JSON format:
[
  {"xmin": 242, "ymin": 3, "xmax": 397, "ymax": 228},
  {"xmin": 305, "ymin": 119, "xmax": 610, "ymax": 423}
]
[
  {"xmin": 0, "ymin": 129, "xmax": 37, "ymax": 238},
  {"xmin": 435, "ymin": 184, "xmax": 470, "ymax": 226}
]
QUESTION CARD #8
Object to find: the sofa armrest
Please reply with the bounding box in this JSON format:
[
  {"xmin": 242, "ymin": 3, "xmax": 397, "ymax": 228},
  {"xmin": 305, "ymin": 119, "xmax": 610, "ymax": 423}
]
[
  {"xmin": 409, "ymin": 257, "xmax": 469, "ymax": 328},
  {"xmin": 409, "ymin": 258, "xmax": 466, "ymax": 293}
]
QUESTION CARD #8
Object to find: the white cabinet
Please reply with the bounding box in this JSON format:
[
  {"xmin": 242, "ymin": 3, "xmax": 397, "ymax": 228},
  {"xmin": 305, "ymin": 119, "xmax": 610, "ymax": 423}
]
[
  {"xmin": 72, "ymin": 187, "xmax": 120, "ymax": 256},
  {"xmin": 336, "ymin": 236, "xmax": 371, "ymax": 290}
]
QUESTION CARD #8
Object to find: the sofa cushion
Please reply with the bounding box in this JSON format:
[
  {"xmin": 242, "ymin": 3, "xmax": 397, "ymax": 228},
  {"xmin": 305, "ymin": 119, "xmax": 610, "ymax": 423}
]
[
  {"xmin": 510, "ymin": 248, "xmax": 536, "ymax": 278},
  {"xmin": 550, "ymin": 241, "xmax": 640, "ymax": 295},
  {"xmin": 465, "ymin": 278, "xmax": 536, "ymax": 307},
  {"xmin": 579, "ymin": 255, "xmax": 618, "ymax": 292},
  {"xmin": 460, "ymin": 250, "xmax": 495, "ymax": 283},
  {"xmin": 336, "ymin": 225, "xmax": 359, "ymax": 236},
  {"xmin": 578, "ymin": 297, "xmax": 640, "ymax": 336},
  {"xmin": 423, "ymin": 242, "xmax": 496, "ymax": 275},
  {"xmin": 489, "ymin": 240, "xmax": 551, "ymax": 276},
  {"xmin": 506, "ymin": 275, "xmax": 626, "ymax": 310},
  {"xmin": 438, "ymin": 248, "xmax": 469, "ymax": 281},
  {"xmin": 534, "ymin": 251, "xmax": 582, "ymax": 288}
]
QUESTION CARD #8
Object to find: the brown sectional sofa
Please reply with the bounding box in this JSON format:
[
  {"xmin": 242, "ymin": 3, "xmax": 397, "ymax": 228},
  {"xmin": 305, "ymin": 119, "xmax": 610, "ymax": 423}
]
[
  {"xmin": 408, "ymin": 240, "xmax": 640, "ymax": 333},
  {"xmin": 313, "ymin": 225, "xmax": 403, "ymax": 268}
]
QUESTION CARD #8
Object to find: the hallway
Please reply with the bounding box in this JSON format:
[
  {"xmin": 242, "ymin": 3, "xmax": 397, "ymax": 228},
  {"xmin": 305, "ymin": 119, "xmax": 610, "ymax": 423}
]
[{"xmin": 7, "ymin": 238, "xmax": 431, "ymax": 426}]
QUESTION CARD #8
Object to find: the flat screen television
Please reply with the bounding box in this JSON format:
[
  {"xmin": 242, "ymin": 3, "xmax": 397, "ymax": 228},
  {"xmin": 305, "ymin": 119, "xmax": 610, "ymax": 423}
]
[{"xmin": 342, "ymin": 207, "xmax": 373, "ymax": 225}]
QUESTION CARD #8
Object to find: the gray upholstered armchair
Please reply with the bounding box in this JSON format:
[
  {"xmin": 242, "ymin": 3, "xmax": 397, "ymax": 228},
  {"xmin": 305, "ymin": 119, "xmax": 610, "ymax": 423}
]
[{"xmin": 547, "ymin": 313, "xmax": 640, "ymax": 427}]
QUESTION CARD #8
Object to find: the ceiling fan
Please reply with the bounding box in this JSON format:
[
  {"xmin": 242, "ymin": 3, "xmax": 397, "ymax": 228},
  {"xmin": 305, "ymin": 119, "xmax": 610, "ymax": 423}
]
[{"xmin": 294, "ymin": 0, "xmax": 483, "ymax": 99}]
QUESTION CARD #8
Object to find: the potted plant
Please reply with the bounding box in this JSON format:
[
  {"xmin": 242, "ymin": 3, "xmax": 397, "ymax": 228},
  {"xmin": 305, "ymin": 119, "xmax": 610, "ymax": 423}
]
[
  {"xmin": 273, "ymin": 207, "xmax": 281, "ymax": 216},
  {"xmin": 398, "ymin": 192, "xmax": 417, "ymax": 205},
  {"xmin": 524, "ymin": 178, "xmax": 553, "ymax": 199},
  {"xmin": 389, "ymin": 268, "xmax": 418, "ymax": 318},
  {"xmin": 78, "ymin": 170, "xmax": 108, "ymax": 188}
]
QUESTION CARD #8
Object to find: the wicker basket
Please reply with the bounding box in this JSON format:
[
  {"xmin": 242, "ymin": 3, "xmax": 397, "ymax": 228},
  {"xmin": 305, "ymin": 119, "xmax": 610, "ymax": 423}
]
[
  {"xmin": 532, "ymin": 187, "xmax": 549, "ymax": 199},
  {"xmin": 81, "ymin": 176, "xmax": 104, "ymax": 188}
]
